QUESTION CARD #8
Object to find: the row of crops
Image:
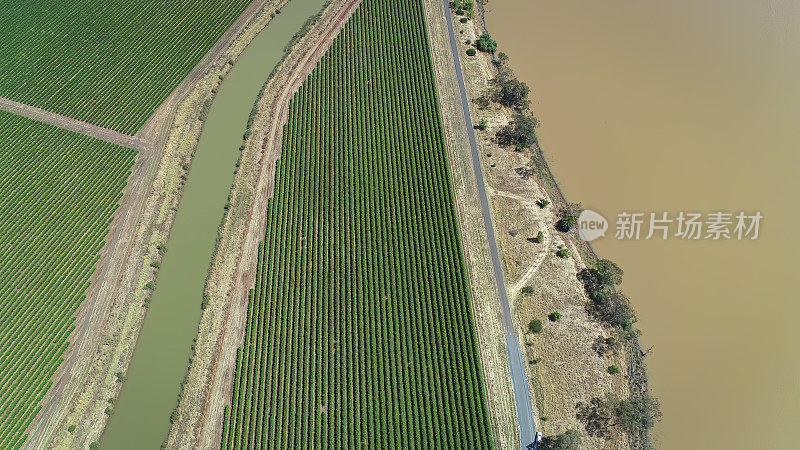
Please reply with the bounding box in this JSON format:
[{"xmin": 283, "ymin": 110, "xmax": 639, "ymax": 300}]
[
  {"xmin": 0, "ymin": 111, "xmax": 136, "ymax": 447},
  {"xmin": 221, "ymin": 0, "xmax": 495, "ymax": 446},
  {"xmin": 0, "ymin": 0, "xmax": 252, "ymax": 134}
]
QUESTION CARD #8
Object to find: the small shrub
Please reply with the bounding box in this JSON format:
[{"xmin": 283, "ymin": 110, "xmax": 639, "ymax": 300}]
[
  {"xmin": 68, "ymin": 425, "xmax": 76, "ymax": 433},
  {"xmin": 465, "ymin": 39, "xmax": 471, "ymax": 45},
  {"xmin": 144, "ymin": 281, "xmax": 156, "ymax": 290},
  {"xmin": 529, "ymin": 358, "xmax": 541, "ymax": 364},
  {"xmin": 529, "ymin": 319, "xmax": 543, "ymax": 333},
  {"xmin": 455, "ymin": 8, "xmax": 464, "ymax": 15},
  {"xmin": 466, "ymin": 48, "xmax": 476, "ymax": 56},
  {"xmin": 475, "ymin": 33, "xmax": 497, "ymax": 53},
  {"xmin": 275, "ymin": 8, "xmax": 281, "ymax": 14},
  {"xmin": 115, "ymin": 372, "xmax": 126, "ymax": 383},
  {"xmin": 104, "ymin": 406, "xmax": 112, "ymax": 416},
  {"xmin": 170, "ymin": 409, "xmax": 179, "ymax": 424},
  {"xmin": 149, "ymin": 261, "xmax": 160, "ymax": 268},
  {"xmin": 521, "ymin": 286, "xmax": 534, "ymax": 296},
  {"xmin": 90, "ymin": 443, "xmax": 100, "ymax": 450},
  {"xmin": 156, "ymin": 243, "xmax": 167, "ymax": 254},
  {"xmin": 556, "ymin": 215, "xmax": 577, "ymax": 232},
  {"xmin": 477, "ymin": 118, "xmax": 487, "ymax": 130},
  {"xmin": 548, "ymin": 311, "xmax": 562, "ymax": 322},
  {"xmin": 460, "ymin": 17, "xmax": 468, "ymax": 23},
  {"xmin": 608, "ymin": 365, "xmax": 621, "ymax": 375},
  {"xmin": 556, "ymin": 246, "xmax": 570, "ymax": 258},
  {"xmin": 536, "ymin": 198, "xmax": 550, "ymax": 208},
  {"xmin": 535, "ymin": 230, "xmax": 544, "ymax": 243}
]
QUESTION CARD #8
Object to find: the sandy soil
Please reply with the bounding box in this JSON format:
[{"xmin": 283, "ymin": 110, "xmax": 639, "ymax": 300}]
[
  {"xmin": 19, "ymin": 1, "xmax": 290, "ymax": 448},
  {"xmin": 163, "ymin": 0, "xmax": 362, "ymax": 447},
  {"xmin": 448, "ymin": 6, "xmax": 633, "ymax": 448}
]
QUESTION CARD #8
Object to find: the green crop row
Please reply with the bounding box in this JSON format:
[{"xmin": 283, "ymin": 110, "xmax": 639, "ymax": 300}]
[
  {"xmin": 220, "ymin": 0, "xmax": 495, "ymax": 447},
  {"xmin": 0, "ymin": 0, "xmax": 252, "ymax": 134},
  {"xmin": 0, "ymin": 111, "xmax": 136, "ymax": 447}
]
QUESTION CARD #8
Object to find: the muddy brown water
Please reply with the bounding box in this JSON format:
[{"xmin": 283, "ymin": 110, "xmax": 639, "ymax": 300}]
[{"xmin": 487, "ymin": 0, "xmax": 799, "ymax": 448}]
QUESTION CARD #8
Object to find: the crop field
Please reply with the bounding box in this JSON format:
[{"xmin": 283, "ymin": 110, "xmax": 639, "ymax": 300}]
[
  {"xmin": 0, "ymin": 111, "xmax": 136, "ymax": 447},
  {"xmin": 220, "ymin": 0, "xmax": 495, "ymax": 447},
  {"xmin": 0, "ymin": 0, "xmax": 252, "ymax": 134}
]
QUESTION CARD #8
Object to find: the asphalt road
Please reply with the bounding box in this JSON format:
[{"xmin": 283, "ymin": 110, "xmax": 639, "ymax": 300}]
[{"xmin": 439, "ymin": 1, "xmax": 537, "ymax": 448}]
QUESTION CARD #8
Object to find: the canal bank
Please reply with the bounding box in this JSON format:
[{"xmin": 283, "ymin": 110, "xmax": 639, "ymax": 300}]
[{"xmin": 101, "ymin": 0, "xmax": 326, "ymax": 447}]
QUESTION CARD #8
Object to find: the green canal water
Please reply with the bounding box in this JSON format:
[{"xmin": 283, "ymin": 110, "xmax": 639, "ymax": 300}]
[{"xmin": 101, "ymin": 0, "xmax": 324, "ymax": 447}]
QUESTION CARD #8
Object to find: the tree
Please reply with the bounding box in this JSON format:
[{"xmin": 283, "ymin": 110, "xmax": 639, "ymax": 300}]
[
  {"xmin": 529, "ymin": 319, "xmax": 543, "ymax": 333},
  {"xmin": 466, "ymin": 48, "xmax": 476, "ymax": 56},
  {"xmin": 495, "ymin": 68, "xmax": 530, "ymax": 109},
  {"xmin": 556, "ymin": 215, "xmax": 577, "ymax": 232},
  {"xmin": 496, "ymin": 113, "xmax": 538, "ymax": 148},
  {"xmin": 475, "ymin": 33, "xmax": 497, "ymax": 53},
  {"xmin": 542, "ymin": 429, "xmax": 581, "ymax": 450},
  {"xmin": 497, "ymin": 52, "xmax": 509, "ymax": 64},
  {"xmin": 590, "ymin": 290, "xmax": 635, "ymax": 329},
  {"xmin": 556, "ymin": 203, "xmax": 582, "ymax": 232},
  {"xmin": 616, "ymin": 394, "xmax": 662, "ymax": 441},
  {"xmin": 593, "ymin": 259, "xmax": 624, "ymax": 286},
  {"xmin": 576, "ymin": 395, "xmax": 616, "ymax": 438},
  {"xmin": 607, "ymin": 365, "xmax": 620, "ymax": 375}
]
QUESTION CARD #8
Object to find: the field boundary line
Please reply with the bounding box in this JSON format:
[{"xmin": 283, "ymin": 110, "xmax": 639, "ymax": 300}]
[{"xmin": 0, "ymin": 96, "xmax": 150, "ymax": 152}]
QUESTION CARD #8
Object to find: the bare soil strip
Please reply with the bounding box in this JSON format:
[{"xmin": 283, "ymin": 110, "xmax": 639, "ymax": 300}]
[
  {"xmin": 165, "ymin": 0, "xmax": 363, "ymax": 447},
  {"xmin": 0, "ymin": 96, "xmax": 149, "ymax": 152}
]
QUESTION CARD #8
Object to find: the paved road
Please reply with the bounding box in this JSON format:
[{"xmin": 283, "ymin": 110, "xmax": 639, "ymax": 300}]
[
  {"xmin": 0, "ymin": 96, "xmax": 149, "ymax": 152},
  {"xmin": 440, "ymin": 1, "xmax": 536, "ymax": 448}
]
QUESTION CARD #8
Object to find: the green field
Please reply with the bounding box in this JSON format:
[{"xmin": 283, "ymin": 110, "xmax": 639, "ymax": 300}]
[
  {"xmin": 221, "ymin": 0, "xmax": 495, "ymax": 446},
  {"xmin": 0, "ymin": 0, "xmax": 253, "ymax": 134},
  {"xmin": 0, "ymin": 111, "xmax": 136, "ymax": 447}
]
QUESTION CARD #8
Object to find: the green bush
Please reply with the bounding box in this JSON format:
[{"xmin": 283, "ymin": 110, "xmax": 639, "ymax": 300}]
[
  {"xmin": 115, "ymin": 372, "xmax": 126, "ymax": 383},
  {"xmin": 478, "ymin": 118, "xmax": 488, "ymax": 130},
  {"xmin": 68, "ymin": 425, "xmax": 76, "ymax": 433},
  {"xmin": 475, "ymin": 33, "xmax": 498, "ymax": 53},
  {"xmin": 548, "ymin": 311, "xmax": 562, "ymax": 322},
  {"xmin": 90, "ymin": 443, "xmax": 100, "ymax": 450},
  {"xmin": 556, "ymin": 246, "xmax": 570, "ymax": 258},
  {"xmin": 455, "ymin": 8, "xmax": 464, "ymax": 15},
  {"xmin": 496, "ymin": 113, "xmax": 538, "ymax": 148},
  {"xmin": 535, "ymin": 230, "xmax": 544, "ymax": 243},
  {"xmin": 466, "ymin": 48, "xmax": 476, "ymax": 56},
  {"xmin": 608, "ymin": 365, "xmax": 620, "ymax": 375},
  {"xmin": 460, "ymin": 17, "xmax": 468, "ymax": 23},
  {"xmin": 529, "ymin": 319, "xmax": 543, "ymax": 333},
  {"xmin": 521, "ymin": 286, "xmax": 534, "ymax": 295},
  {"xmin": 536, "ymin": 198, "xmax": 550, "ymax": 208}
]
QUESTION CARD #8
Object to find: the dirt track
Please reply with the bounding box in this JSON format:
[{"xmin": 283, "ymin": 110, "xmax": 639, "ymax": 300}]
[
  {"xmin": 190, "ymin": 0, "xmax": 362, "ymax": 446},
  {"xmin": 0, "ymin": 96, "xmax": 150, "ymax": 151}
]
